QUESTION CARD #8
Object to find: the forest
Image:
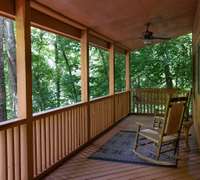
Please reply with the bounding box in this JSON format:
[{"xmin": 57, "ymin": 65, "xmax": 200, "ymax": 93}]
[{"xmin": 0, "ymin": 16, "xmax": 192, "ymax": 122}]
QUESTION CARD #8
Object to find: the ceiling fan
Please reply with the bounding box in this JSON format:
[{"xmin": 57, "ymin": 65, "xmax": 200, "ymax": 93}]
[{"xmin": 141, "ymin": 23, "xmax": 171, "ymax": 45}]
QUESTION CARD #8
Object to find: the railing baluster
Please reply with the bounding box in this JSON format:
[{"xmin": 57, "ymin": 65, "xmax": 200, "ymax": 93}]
[
  {"xmin": 14, "ymin": 126, "xmax": 20, "ymax": 180},
  {"xmin": 41, "ymin": 119, "xmax": 44, "ymax": 169},
  {"xmin": 69, "ymin": 109, "xmax": 73, "ymax": 152},
  {"xmin": 52, "ymin": 115, "xmax": 55, "ymax": 163},
  {"xmin": 50, "ymin": 115, "xmax": 54, "ymax": 165},
  {"xmin": 55, "ymin": 114, "xmax": 58, "ymax": 161},
  {"xmin": 0, "ymin": 130, "xmax": 6, "ymax": 180},
  {"xmin": 58, "ymin": 113, "xmax": 62, "ymax": 160},
  {"xmin": 7, "ymin": 128, "xmax": 14, "ymax": 180},
  {"xmin": 62, "ymin": 112, "xmax": 65, "ymax": 158},
  {"xmin": 46, "ymin": 117, "xmax": 50, "ymax": 168}
]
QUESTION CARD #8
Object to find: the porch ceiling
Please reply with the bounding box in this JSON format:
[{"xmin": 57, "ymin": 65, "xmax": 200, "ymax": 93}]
[{"xmin": 33, "ymin": 0, "xmax": 197, "ymax": 50}]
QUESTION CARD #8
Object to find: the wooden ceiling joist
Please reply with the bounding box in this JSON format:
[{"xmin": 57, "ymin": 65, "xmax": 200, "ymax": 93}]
[
  {"xmin": 31, "ymin": 9, "xmax": 82, "ymax": 40},
  {"xmin": 115, "ymin": 46, "xmax": 126, "ymax": 54},
  {"xmin": 88, "ymin": 34, "xmax": 110, "ymax": 50},
  {"xmin": 0, "ymin": 0, "xmax": 15, "ymax": 18},
  {"xmin": 30, "ymin": 0, "xmax": 86, "ymax": 30}
]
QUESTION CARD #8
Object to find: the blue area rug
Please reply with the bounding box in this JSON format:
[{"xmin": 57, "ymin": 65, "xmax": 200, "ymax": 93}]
[{"xmin": 88, "ymin": 131, "xmax": 176, "ymax": 166}]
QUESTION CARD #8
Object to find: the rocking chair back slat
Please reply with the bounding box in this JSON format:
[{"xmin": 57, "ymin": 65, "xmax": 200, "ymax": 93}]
[{"xmin": 164, "ymin": 102, "xmax": 186, "ymax": 135}]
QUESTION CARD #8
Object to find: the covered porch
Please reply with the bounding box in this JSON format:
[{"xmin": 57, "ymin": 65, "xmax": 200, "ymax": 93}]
[{"xmin": 0, "ymin": 0, "xmax": 200, "ymax": 180}]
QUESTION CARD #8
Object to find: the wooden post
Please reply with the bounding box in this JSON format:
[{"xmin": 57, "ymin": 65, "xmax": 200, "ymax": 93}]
[
  {"xmin": 16, "ymin": 0, "xmax": 33, "ymax": 179},
  {"xmin": 126, "ymin": 51, "xmax": 131, "ymax": 91},
  {"xmin": 109, "ymin": 44, "xmax": 115, "ymax": 95},
  {"xmin": 125, "ymin": 51, "xmax": 131, "ymax": 113},
  {"xmin": 81, "ymin": 29, "xmax": 89, "ymax": 102},
  {"xmin": 109, "ymin": 44, "xmax": 115, "ymax": 123},
  {"xmin": 80, "ymin": 29, "xmax": 90, "ymax": 140}
]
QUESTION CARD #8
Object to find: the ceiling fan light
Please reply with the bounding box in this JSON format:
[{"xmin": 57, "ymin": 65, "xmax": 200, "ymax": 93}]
[{"xmin": 144, "ymin": 39, "xmax": 152, "ymax": 45}]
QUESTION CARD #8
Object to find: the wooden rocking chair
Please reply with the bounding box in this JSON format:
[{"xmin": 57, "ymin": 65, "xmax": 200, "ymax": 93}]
[{"xmin": 133, "ymin": 96, "xmax": 188, "ymax": 166}]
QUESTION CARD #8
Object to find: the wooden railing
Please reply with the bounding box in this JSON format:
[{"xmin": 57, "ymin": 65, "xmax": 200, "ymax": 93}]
[
  {"xmin": 32, "ymin": 102, "xmax": 88, "ymax": 178},
  {"xmin": 131, "ymin": 88, "xmax": 178, "ymax": 115},
  {"xmin": 115, "ymin": 92, "xmax": 130, "ymax": 121},
  {"xmin": 0, "ymin": 119, "xmax": 28, "ymax": 180},
  {"xmin": 90, "ymin": 96, "xmax": 114, "ymax": 138},
  {"xmin": 0, "ymin": 92, "xmax": 130, "ymax": 180}
]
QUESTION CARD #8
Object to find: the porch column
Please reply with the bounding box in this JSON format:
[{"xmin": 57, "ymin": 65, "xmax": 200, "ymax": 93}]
[
  {"xmin": 80, "ymin": 29, "xmax": 90, "ymax": 139},
  {"xmin": 109, "ymin": 44, "xmax": 115, "ymax": 122},
  {"xmin": 109, "ymin": 44, "xmax": 115, "ymax": 95},
  {"xmin": 125, "ymin": 51, "xmax": 131, "ymax": 91},
  {"xmin": 16, "ymin": 0, "xmax": 33, "ymax": 179},
  {"xmin": 126, "ymin": 51, "xmax": 131, "ymax": 113}
]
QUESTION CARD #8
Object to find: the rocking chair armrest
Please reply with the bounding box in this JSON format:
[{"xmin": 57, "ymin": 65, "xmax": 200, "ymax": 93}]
[
  {"xmin": 135, "ymin": 122, "xmax": 149, "ymax": 133},
  {"xmin": 154, "ymin": 116, "xmax": 165, "ymax": 121},
  {"xmin": 135, "ymin": 122, "xmax": 144, "ymax": 133},
  {"xmin": 136, "ymin": 122, "xmax": 145, "ymax": 127}
]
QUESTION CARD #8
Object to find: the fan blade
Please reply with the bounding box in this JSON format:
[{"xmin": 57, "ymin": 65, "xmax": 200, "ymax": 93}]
[{"xmin": 152, "ymin": 36, "xmax": 171, "ymax": 40}]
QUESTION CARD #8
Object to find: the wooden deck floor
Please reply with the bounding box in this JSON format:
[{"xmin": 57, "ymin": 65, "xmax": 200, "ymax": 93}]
[{"xmin": 44, "ymin": 115, "xmax": 200, "ymax": 180}]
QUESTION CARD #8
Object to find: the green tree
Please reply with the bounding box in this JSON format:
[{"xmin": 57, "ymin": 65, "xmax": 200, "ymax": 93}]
[
  {"xmin": 115, "ymin": 52, "xmax": 126, "ymax": 92},
  {"xmin": 89, "ymin": 46, "xmax": 109, "ymax": 99},
  {"xmin": 131, "ymin": 34, "xmax": 192, "ymax": 90},
  {"xmin": 0, "ymin": 17, "xmax": 6, "ymax": 121},
  {"xmin": 31, "ymin": 27, "xmax": 81, "ymax": 113}
]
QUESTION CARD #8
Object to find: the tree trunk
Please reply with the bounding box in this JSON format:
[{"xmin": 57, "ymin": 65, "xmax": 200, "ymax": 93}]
[
  {"xmin": 160, "ymin": 44, "xmax": 173, "ymax": 88},
  {"xmin": 33, "ymin": 73, "xmax": 46, "ymax": 111},
  {"xmin": 60, "ymin": 45, "xmax": 78, "ymax": 102},
  {"xmin": 55, "ymin": 36, "xmax": 61, "ymax": 106},
  {"xmin": 32, "ymin": 31, "xmax": 46, "ymax": 112},
  {"xmin": 4, "ymin": 19, "xmax": 17, "ymax": 117},
  {"xmin": 164, "ymin": 63, "xmax": 173, "ymax": 88},
  {"xmin": 0, "ymin": 17, "xmax": 7, "ymax": 121},
  {"xmin": 98, "ymin": 49, "xmax": 108, "ymax": 79},
  {"xmin": 137, "ymin": 76, "xmax": 140, "ymax": 88}
]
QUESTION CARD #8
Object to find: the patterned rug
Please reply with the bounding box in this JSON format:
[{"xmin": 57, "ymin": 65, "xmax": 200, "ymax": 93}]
[{"xmin": 88, "ymin": 131, "xmax": 176, "ymax": 166}]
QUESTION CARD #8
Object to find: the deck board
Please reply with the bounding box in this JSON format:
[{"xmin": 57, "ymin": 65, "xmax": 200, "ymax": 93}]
[{"xmin": 44, "ymin": 115, "xmax": 200, "ymax": 180}]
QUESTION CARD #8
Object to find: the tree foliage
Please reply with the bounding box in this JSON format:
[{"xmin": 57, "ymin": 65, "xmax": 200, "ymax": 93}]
[
  {"xmin": 131, "ymin": 34, "xmax": 192, "ymax": 90},
  {"xmin": 89, "ymin": 46, "xmax": 109, "ymax": 99},
  {"xmin": 115, "ymin": 52, "xmax": 126, "ymax": 92},
  {"xmin": 0, "ymin": 17, "xmax": 16, "ymax": 121},
  {"xmin": 31, "ymin": 27, "xmax": 81, "ymax": 113}
]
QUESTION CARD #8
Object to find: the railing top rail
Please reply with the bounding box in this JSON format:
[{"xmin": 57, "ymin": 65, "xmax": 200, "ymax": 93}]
[
  {"xmin": 0, "ymin": 91, "xmax": 130, "ymax": 127},
  {"xmin": 0, "ymin": 118, "xmax": 27, "ymax": 130},
  {"xmin": 115, "ymin": 91, "xmax": 130, "ymax": 95},
  {"xmin": 90, "ymin": 94, "xmax": 113, "ymax": 103},
  {"xmin": 90, "ymin": 91, "xmax": 129, "ymax": 104},
  {"xmin": 131, "ymin": 88, "xmax": 178, "ymax": 92},
  {"xmin": 33, "ymin": 101, "xmax": 87, "ymax": 120}
]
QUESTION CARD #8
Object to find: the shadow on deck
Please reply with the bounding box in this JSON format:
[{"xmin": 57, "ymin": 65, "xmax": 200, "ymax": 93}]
[{"xmin": 44, "ymin": 115, "xmax": 200, "ymax": 180}]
